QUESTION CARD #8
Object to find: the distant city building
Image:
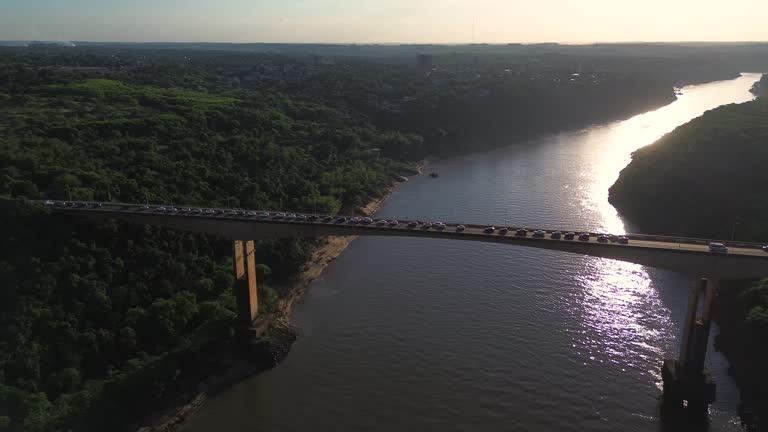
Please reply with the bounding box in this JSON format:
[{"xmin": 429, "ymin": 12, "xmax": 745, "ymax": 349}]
[{"xmin": 417, "ymin": 54, "xmax": 433, "ymax": 72}]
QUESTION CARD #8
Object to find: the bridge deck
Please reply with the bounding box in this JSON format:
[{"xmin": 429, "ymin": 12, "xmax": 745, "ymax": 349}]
[{"xmin": 42, "ymin": 201, "xmax": 768, "ymax": 279}]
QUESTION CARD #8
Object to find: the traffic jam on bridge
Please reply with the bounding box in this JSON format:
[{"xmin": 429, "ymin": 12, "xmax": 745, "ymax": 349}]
[{"xmin": 43, "ymin": 200, "xmax": 768, "ymax": 255}]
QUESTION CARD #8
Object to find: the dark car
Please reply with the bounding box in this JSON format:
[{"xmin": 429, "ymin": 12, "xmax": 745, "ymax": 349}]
[
  {"xmin": 335, "ymin": 217, "xmax": 347, "ymax": 223},
  {"xmin": 323, "ymin": 216, "xmax": 334, "ymax": 222},
  {"xmin": 421, "ymin": 222, "xmax": 433, "ymax": 230},
  {"xmin": 408, "ymin": 221, "xmax": 419, "ymax": 228},
  {"xmin": 763, "ymin": 245, "xmax": 768, "ymax": 253},
  {"xmin": 597, "ymin": 235, "xmax": 609, "ymax": 243},
  {"xmin": 308, "ymin": 215, "xmax": 318, "ymax": 221},
  {"xmin": 515, "ymin": 229, "xmax": 527, "ymax": 237},
  {"xmin": 456, "ymin": 225, "xmax": 465, "ymax": 232},
  {"xmin": 499, "ymin": 227, "xmax": 509, "ymax": 235},
  {"xmin": 578, "ymin": 233, "xmax": 590, "ymax": 241},
  {"xmin": 550, "ymin": 231, "xmax": 562, "ymax": 239},
  {"xmin": 617, "ymin": 236, "xmax": 629, "ymax": 244},
  {"xmin": 564, "ymin": 232, "xmax": 575, "ymax": 240},
  {"xmin": 484, "ymin": 226, "xmax": 495, "ymax": 234}
]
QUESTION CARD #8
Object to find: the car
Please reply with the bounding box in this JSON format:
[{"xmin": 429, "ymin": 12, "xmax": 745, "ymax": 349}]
[
  {"xmin": 323, "ymin": 216, "xmax": 333, "ymax": 222},
  {"xmin": 597, "ymin": 235, "xmax": 609, "ymax": 243},
  {"xmin": 762, "ymin": 245, "xmax": 768, "ymax": 253},
  {"xmin": 578, "ymin": 233, "xmax": 590, "ymax": 241},
  {"xmin": 308, "ymin": 215, "xmax": 318, "ymax": 221},
  {"xmin": 709, "ymin": 242, "xmax": 728, "ymax": 253},
  {"xmin": 388, "ymin": 220, "xmax": 399, "ymax": 226},
  {"xmin": 376, "ymin": 220, "xmax": 387, "ymax": 226},
  {"xmin": 617, "ymin": 236, "xmax": 629, "ymax": 245},
  {"xmin": 141, "ymin": 205, "xmax": 150, "ymax": 210},
  {"xmin": 336, "ymin": 217, "xmax": 347, "ymax": 223},
  {"xmin": 54, "ymin": 201, "xmax": 65, "ymax": 207},
  {"xmin": 273, "ymin": 213, "xmax": 285, "ymax": 219},
  {"xmin": 484, "ymin": 226, "xmax": 496, "ymax": 234},
  {"xmin": 608, "ymin": 234, "xmax": 619, "ymax": 243},
  {"xmin": 44, "ymin": 200, "xmax": 55, "ymax": 206},
  {"xmin": 286, "ymin": 213, "xmax": 296, "ymax": 220},
  {"xmin": 550, "ymin": 231, "xmax": 562, "ymax": 239},
  {"xmin": 408, "ymin": 221, "xmax": 419, "ymax": 228},
  {"xmin": 361, "ymin": 217, "xmax": 373, "ymax": 224},
  {"xmin": 499, "ymin": 227, "xmax": 509, "ymax": 235},
  {"xmin": 533, "ymin": 230, "xmax": 546, "ymax": 238},
  {"xmin": 433, "ymin": 222, "xmax": 446, "ymax": 230},
  {"xmin": 456, "ymin": 224, "xmax": 465, "ymax": 232},
  {"xmin": 296, "ymin": 214, "xmax": 307, "ymax": 221},
  {"xmin": 167, "ymin": 207, "xmax": 178, "ymax": 212},
  {"xmin": 90, "ymin": 202, "xmax": 103, "ymax": 208},
  {"xmin": 155, "ymin": 207, "xmax": 167, "ymax": 212},
  {"xmin": 515, "ymin": 229, "xmax": 527, "ymax": 237},
  {"xmin": 421, "ymin": 222, "xmax": 433, "ymax": 230},
  {"xmin": 564, "ymin": 232, "xmax": 575, "ymax": 240},
  {"xmin": 247, "ymin": 211, "xmax": 257, "ymax": 217}
]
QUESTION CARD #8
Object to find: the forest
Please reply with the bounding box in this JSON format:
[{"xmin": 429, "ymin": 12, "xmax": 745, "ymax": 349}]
[
  {"xmin": 609, "ymin": 95, "xmax": 768, "ymax": 427},
  {"xmin": 0, "ymin": 54, "xmax": 419, "ymax": 431},
  {"xmin": 0, "ymin": 45, "xmax": 750, "ymax": 430}
]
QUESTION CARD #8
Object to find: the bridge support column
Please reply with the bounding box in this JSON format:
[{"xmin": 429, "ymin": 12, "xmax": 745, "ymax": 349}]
[
  {"xmin": 233, "ymin": 240, "xmax": 258, "ymax": 324},
  {"xmin": 661, "ymin": 278, "xmax": 717, "ymax": 417}
]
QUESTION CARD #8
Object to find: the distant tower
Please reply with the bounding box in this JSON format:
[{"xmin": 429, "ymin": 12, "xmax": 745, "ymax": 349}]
[{"xmin": 417, "ymin": 54, "xmax": 433, "ymax": 72}]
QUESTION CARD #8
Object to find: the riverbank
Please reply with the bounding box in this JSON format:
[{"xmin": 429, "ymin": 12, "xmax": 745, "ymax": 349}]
[
  {"xmin": 150, "ymin": 78, "xmax": 724, "ymax": 431},
  {"xmin": 145, "ymin": 162, "xmax": 425, "ymax": 432}
]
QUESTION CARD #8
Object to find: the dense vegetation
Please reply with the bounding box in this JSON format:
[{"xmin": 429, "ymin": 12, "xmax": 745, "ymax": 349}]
[
  {"xmin": 609, "ymin": 97, "xmax": 768, "ymax": 241},
  {"xmin": 0, "ymin": 45, "xmax": 748, "ymax": 430},
  {"xmin": 0, "ymin": 60, "xmax": 416, "ymax": 431},
  {"xmin": 609, "ymin": 97, "xmax": 768, "ymax": 427},
  {"xmin": 751, "ymin": 73, "xmax": 768, "ymax": 97}
]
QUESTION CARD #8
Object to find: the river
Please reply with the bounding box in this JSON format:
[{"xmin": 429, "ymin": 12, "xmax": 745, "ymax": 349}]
[{"xmin": 183, "ymin": 73, "xmax": 761, "ymax": 432}]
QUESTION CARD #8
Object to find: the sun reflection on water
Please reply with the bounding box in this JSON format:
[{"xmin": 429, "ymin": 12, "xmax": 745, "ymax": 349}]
[{"xmin": 574, "ymin": 258, "xmax": 674, "ymax": 379}]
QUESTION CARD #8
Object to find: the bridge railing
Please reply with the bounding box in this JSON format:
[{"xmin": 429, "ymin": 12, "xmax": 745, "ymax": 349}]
[{"xmin": 37, "ymin": 200, "xmax": 767, "ymax": 249}]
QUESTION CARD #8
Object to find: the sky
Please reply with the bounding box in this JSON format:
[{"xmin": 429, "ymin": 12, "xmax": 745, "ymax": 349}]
[{"xmin": 1, "ymin": 0, "xmax": 767, "ymax": 44}]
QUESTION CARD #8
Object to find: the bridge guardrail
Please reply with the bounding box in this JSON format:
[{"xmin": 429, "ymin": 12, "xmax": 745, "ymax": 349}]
[{"xmin": 35, "ymin": 200, "xmax": 767, "ymax": 250}]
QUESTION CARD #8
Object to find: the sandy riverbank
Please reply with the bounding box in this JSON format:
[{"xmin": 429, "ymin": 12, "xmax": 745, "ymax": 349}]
[
  {"xmin": 148, "ymin": 163, "xmax": 425, "ymax": 432},
  {"xmin": 275, "ymin": 174, "xmax": 411, "ymax": 319}
]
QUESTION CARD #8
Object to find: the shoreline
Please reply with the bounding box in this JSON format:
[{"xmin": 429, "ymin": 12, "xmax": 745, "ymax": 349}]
[
  {"xmin": 144, "ymin": 78, "xmax": 713, "ymax": 431},
  {"xmin": 148, "ymin": 162, "xmax": 426, "ymax": 432}
]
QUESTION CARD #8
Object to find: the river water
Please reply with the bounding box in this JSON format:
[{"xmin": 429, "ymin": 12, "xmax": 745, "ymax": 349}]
[{"xmin": 184, "ymin": 73, "xmax": 761, "ymax": 432}]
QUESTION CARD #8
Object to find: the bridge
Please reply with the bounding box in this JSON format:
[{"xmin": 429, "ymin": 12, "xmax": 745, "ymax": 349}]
[{"xmin": 42, "ymin": 200, "xmax": 768, "ymax": 416}]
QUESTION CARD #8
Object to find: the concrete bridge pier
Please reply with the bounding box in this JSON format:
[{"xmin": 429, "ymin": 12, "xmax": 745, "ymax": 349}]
[
  {"xmin": 233, "ymin": 240, "xmax": 258, "ymax": 324},
  {"xmin": 661, "ymin": 278, "xmax": 717, "ymax": 417}
]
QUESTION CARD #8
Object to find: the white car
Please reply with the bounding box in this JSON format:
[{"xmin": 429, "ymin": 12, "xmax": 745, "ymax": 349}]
[{"xmin": 708, "ymin": 242, "xmax": 728, "ymax": 253}]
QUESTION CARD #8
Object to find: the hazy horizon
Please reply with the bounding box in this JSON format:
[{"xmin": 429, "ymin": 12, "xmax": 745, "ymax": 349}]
[{"xmin": 2, "ymin": 0, "xmax": 768, "ymax": 44}]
